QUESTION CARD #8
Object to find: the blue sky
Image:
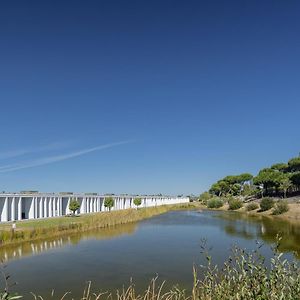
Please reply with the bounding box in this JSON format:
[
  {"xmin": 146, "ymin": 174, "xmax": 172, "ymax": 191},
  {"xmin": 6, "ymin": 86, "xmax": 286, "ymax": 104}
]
[{"xmin": 0, "ymin": 1, "xmax": 300, "ymax": 195}]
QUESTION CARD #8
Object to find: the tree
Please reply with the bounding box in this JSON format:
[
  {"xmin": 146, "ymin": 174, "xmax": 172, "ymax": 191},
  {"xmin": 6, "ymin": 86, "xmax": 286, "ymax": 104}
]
[
  {"xmin": 279, "ymin": 177, "xmax": 292, "ymax": 198},
  {"xmin": 133, "ymin": 197, "xmax": 142, "ymax": 209},
  {"xmin": 253, "ymin": 168, "xmax": 286, "ymax": 195},
  {"xmin": 104, "ymin": 197, "xmax": 114, "ymax": 211},
  {"xmin": 288, "ymin": 157, "xmax": 300, "ymax": 172},
  {"xmin": 290, "ymin": 172, "xmax": 300, "ymax": 188},
  {"xmin": 271, "ymin": 163, "xmax": 288, "ymax": 172},
  {"xmin": 209, "ymin": 181, "xmax": 230, "ymax": 196},
  {"xmin": 69, "ymin": 198, "xmax": 80, "ymax": 216}
]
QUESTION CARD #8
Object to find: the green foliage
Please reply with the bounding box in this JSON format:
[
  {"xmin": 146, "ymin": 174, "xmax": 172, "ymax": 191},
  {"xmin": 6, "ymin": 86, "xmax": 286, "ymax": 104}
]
[
  {"xmin": 198, "ymin": 192, "xmax": 212, "ymax": 204},
  {"xmin": 69, "ymin": 199, "xmax": 80, "ymax": 215},
  {"xmin": 273, "ymin": 201, "xmax": 289, "ymax": 215},
  {"xmin": 290, "ymin": 172, "xmax": 300, "ymax": 186},
  {"xmin": 104, "ymin": 197, "xmax": 114, "ymax": 211},
  {"xmin": 209, "ymin": 154, "xmax": 300, "ymax": 200},
  {"xmin": 207, "ymin": 197, "xmax": 223, "ymax": 209},
  {"xmin": 209, "ymin": 173, "xmax": 253, "ymax": 197},
  {"xmin": 246, "ymin": 202, "xmax": 259, "ymax": 211},
  {"xmin": 271, "ymin": 163, "xmax": 288, "ymax": 172},
  {"xmin": 260, "ymin": 197, "xmax": 274, "ymax": 212},
  {"xmin": 288, "ymin": 157, "xmax": 300, "ymax": 172},
  {"xmin": 279, "ymin": 177, "xmax": 292, "ymax": 198},
  {"xmin": 133, "ymin": 198, "xmax": 142, "ymax": 208},
  {"xmin": 228, "ymin": 198, "xmax": 243, "ymax": 210}
]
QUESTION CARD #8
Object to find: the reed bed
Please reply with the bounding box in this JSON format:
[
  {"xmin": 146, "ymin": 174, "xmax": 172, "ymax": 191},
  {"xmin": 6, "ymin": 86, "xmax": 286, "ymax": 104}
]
[{"xmin": 0, "ymin": 203, "xmax": 197, "ymax": 246}]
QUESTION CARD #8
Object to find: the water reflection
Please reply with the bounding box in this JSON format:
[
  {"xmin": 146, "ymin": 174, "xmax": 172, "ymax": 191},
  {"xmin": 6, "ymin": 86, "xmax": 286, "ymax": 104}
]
[
  {"xmin": 0, "ymin": 222, "xmax": 137, "ymax": 262},
  {"xmin": 215, "ymin": 212, "xmax": 300, "ymax": 258}
]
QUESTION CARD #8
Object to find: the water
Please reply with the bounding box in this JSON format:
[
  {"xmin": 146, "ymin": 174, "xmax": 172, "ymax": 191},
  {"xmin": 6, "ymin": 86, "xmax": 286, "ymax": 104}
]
[{"xmin": 1, "ymin": 210, "xmax": 300, "ymax": 298}]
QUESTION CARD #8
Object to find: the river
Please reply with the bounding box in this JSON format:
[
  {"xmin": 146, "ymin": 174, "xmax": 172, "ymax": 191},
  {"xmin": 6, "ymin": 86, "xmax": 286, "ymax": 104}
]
[{"xmin": 1, "ymin": 209, "xmax": 300, "ymax": 298}]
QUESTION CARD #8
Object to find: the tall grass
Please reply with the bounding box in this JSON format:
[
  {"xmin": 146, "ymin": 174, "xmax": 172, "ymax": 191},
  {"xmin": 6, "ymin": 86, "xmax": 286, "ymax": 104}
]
[{"xmin": 0, "ymin": 204, "xmax": 197, "ymax": 246}]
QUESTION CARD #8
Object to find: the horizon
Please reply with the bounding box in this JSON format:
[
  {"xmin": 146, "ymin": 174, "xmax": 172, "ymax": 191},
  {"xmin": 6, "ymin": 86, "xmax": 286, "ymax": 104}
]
[{"xmin": 1, "ymin": 1, "xmax": 300, "ymax": 195}]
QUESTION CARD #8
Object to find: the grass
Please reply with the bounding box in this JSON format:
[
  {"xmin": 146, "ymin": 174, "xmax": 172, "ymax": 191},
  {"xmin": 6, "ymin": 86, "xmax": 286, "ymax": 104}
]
[
  {"xmin": 0, "ymin": 203, "xmax": 198, "ymax": 246},
  {"xmin": 5, "ymin": 237, "xmax": 300, "ymax": 300}
]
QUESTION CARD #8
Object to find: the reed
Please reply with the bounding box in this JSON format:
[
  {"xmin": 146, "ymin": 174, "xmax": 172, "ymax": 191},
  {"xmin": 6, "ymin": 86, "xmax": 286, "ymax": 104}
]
[{"xmin": 0, "ymin": 203, "xmax": 198, "ymax": 246}]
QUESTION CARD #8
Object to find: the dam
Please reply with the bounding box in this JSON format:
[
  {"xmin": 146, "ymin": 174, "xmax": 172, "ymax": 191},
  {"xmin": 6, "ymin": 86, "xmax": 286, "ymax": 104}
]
[{"xmin": 0, "ymin": 192, "xmax": 189, "ymax": 222}]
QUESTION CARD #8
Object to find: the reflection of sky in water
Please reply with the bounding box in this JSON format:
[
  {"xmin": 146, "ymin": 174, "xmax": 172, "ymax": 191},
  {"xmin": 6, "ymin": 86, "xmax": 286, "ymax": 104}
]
[{"xmin": 1, "ymin": 210, "xmax": 299, "ymax": 298}]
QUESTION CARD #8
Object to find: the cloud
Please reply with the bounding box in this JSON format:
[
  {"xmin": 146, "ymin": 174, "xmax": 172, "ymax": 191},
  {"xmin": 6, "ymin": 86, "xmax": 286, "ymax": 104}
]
[
  {"xmin": 0, "ymin": 140, "xmax": 132, "ymax": 173},
  {"xmin": 0, "ymin": 141, "xmax": 71, "ymax": 160}
]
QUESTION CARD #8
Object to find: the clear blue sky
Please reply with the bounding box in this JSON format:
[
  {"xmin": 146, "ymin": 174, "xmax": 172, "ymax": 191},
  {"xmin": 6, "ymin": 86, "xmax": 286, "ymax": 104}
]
[{"xmin": 0, "ymin": 1, "xmax": 300, "ymax": 195}]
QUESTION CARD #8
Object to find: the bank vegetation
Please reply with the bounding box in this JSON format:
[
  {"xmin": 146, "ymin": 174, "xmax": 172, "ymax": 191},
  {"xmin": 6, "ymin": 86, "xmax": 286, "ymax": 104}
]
[{"xmin": 0, "ymin": 203, "xmax": 196, "ymax": 247}]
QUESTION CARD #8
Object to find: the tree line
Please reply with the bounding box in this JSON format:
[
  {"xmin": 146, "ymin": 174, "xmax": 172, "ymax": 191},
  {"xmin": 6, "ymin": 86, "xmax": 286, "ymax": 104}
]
[{"xmin": 207, "ymin": 156, "xmax": 300, "ymax": 199}]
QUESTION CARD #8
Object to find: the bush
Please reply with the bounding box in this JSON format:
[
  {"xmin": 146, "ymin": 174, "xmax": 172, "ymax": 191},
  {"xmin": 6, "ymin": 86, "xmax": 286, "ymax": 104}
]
[
  {"xmin": 246, "ymin": 202, "xmax": 259, "ymax": 211},
  {"xmin": 273, "ymin": 201, "xmax": 289, "ymax": 215},
  {"xmin": 260, "ymin": 197, "xmax": 274, "ymax": 212},
  {"xmin": 228, "ymin": 198, "xmax": 243, "ymax": 210},
  {"xmin": 207, "ymin": 197, "xmax": 223, "ymax": 209},
  {"xmin": 199, "ymin": 192, "xmax": 212, "ymax": 205}
]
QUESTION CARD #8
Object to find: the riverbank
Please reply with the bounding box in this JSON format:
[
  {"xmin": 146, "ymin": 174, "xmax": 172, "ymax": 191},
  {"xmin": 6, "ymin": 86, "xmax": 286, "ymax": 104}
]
[
  {"xmin": 0, "ymin": 203, "xmax": 198, "ymax": 246},
  {"xmin": 204, "ymin": 197, "xmax": 300, "ymax": 222}
]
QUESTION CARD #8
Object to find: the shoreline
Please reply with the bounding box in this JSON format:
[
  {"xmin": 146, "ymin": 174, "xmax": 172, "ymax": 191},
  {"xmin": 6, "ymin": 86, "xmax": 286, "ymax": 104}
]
[
  {"xmin": 0, "ymin": 203, "xmax": 198, "ymax": 247},
  {"xmin": 203, "ymin": 201, "xmax": 300, "ymax": 223}
]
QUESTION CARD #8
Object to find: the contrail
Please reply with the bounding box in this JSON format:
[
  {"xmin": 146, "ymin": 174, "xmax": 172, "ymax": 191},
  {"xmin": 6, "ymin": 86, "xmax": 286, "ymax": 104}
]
[
  {"xmin": 0, "ymin": 140, "xmax": 133, "ymax": 173},
  {"xmin": 0, "ymin": 141, "xmax": 71, "ymax": 160}
]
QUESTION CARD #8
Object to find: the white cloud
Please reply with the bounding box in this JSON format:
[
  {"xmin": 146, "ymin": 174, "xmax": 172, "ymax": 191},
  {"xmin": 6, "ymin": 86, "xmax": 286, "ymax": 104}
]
[
  {"xmin": 0, "ymin": 141, "xmax": 71, "ymax": 160},
  {"xmin": 0, "ymin": 140, "xmax": 132, "ymax": 173}
]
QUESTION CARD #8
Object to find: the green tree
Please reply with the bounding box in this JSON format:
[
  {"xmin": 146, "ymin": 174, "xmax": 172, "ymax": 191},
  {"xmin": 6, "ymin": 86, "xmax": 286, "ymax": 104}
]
[
  {"xmin": 288, "ymin": 157, "xmax": 300, "ymax": 172},
  {"xmin": 69, "ymin": 198, "xmax": 80, "ymax": 215},
  {"xmin": 279, "ymin": 177, "xmax": 292, "ymax": 198},
  {"xmin": 104, "ymin": 197, "xmax": 114, "ymax": 211},
  {"xmin": 133, "ymin": 197, "xmax": 142, "ymax": 209},
  {"xmin": 271, "ymin": 163, "xmax": 288, "ymax": 172},
  {"xmin": 290, "ymin": 172, "xmax": 300, "ymax": 188},
  {"xmin": 253, "ymin": 168, "xmax": 286, "ymax": 195}
]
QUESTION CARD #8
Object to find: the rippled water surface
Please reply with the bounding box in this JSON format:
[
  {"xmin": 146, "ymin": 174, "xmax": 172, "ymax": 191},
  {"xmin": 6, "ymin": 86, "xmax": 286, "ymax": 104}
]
[{"xmin": 1, "ymin": 210, "xmax": 300, "ymax": 298}]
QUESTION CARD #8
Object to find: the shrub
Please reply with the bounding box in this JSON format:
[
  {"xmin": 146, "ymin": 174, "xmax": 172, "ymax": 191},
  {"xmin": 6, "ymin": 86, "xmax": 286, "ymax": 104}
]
[
  {"xmin": 246, "ymin": 202, "xmax": 259, "ymax": 211},
  {"xmin": 228, "ymin": 198, "xmax": 243, "ymax": 210},
  {"xmin": 273, "ymin": 201, "xmax": 289, "ymax": 215},
  {"xmin": 260, "ymin": 197, "xmax": 274, "ymax": 212},
  {"xmin": 207, "ymin": 197, "xmax": 223, "ymax": 209},
  {"xmin": 199, "ymin": 192, "xmax": 212, "ymax": 205}
]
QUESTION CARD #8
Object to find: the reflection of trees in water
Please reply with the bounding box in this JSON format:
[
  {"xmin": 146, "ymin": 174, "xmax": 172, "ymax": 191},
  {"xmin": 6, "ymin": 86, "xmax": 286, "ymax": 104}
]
[
  {"xmin": 217, "ymin": 212, "xmax": 300, "ymax": 258},
  {"xmin": 224, "ymin": 224, "xmax": 255, "ymax": 240},
  {"xmin": 0, "ymin": 222, "xmax": 137, "ymax": 262}
]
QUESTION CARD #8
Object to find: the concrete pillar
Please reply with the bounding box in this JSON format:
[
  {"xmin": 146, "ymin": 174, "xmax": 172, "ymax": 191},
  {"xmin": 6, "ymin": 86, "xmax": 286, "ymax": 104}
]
[
  {"xmin": 89, "ymin": 197, "xmax": 92, "ymax": 213},
  {"xmin": 48, "ymin": 197, "xmax": 52, "ymax": 217},
  {"xmin": 39, "ymin": 197, "xmax": 43, "ymax": 218},
  {"xmin": 18, "ymin": 197, "xmax": 22, "ymax": 220},
  {"xmin": 2, "ymin": 197, "xmax": 8, "ymax": 222},
  {"xmin": 66, "ymin": 197, "xmax": 71, "ymax": 215},
  {"xmin": 59, "ymin": 197, "xmax": 63, "ymax": 216},
  {"xmin": 35, "ymin": 197, "xmax": 38, "ymax": 218},
  {"xmin": 53, "ymin": 197, "xmax": 57, "ymax": 216},
  {"xmin": 28, "ymin": 198, "xmax": 34, "ymax": 219},
  {"xmin": 43, "ymin": 197, "xmax": 47, "ymax": 218},
  {"xmin": 11, "ymin": 197, "xmax": 16, "ymax": 221}
]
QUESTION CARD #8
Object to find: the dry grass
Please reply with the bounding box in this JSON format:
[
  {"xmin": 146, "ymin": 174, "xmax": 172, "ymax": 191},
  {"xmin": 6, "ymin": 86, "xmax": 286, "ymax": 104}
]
[{"xmin": 0, "ymin": 203, "xmax": 199, "ymax": 246}]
